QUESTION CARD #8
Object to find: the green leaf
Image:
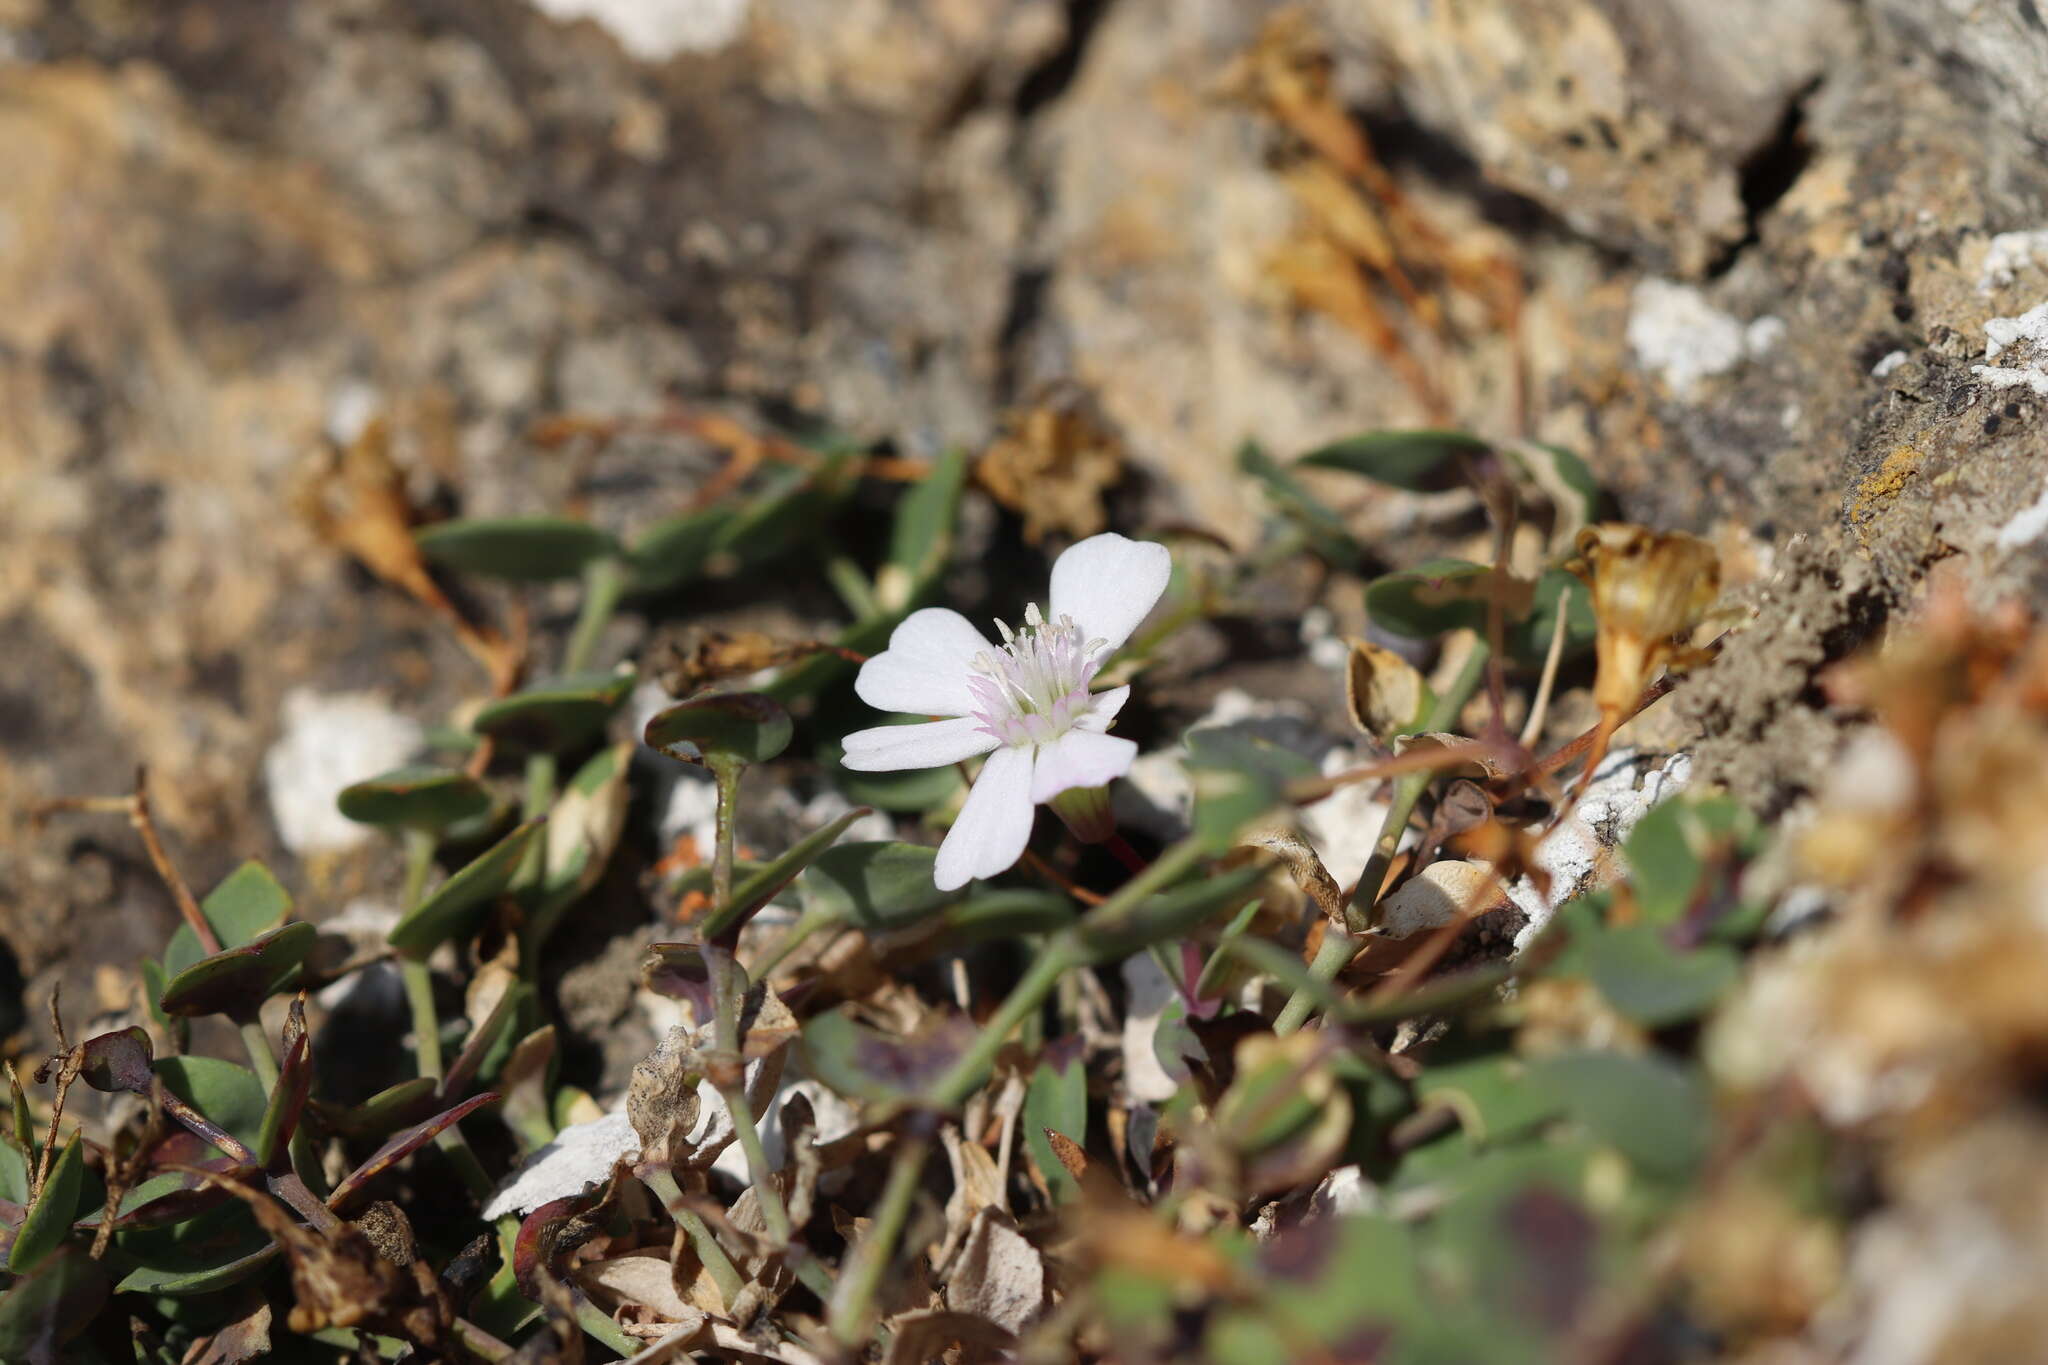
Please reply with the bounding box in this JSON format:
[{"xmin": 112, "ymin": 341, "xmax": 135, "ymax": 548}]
[
  {"xmin": 1297, "ymin": 429, "xmax": 1491, "ymax": 491},
  {"xmin": 165, "ymin": 861, "xmax": 292, "ymax": 978},
  {"xmin": 1251, "ymin": 1215, "xmax": 1421, "ymax": 1344},
  {"xmin": 877, "ymin": 446, "xmax": 970, "ymax": 610},
  {"xmin": 1183, "ymin": 730, "xmax": 1315, "ymax": 853},
  {"xmin": 1366, "ymin": 560, "xmax": 1591, "ymax": 661},
  {"xmin": 8, "ymin": 1138, "xmax": 84, "ymax": 1271},
  {"xmin": 471, "ymin": 667, "xmax": 636, "ymax": 754},
  {"xmin": 0, "ymin": 1140, "xmax": 29, "ymax": 1205},
  {"xmin": 78, "ymin": 1027, "xmax": 154, "ymax": 1094},
  {"xmin": 1520, "ymin": 567, "xmax": 1597, "ymax": 661},
  {"xmin": 714, "ymin": 452, "xmax": 861, "ymax": 569},
  {"xmin": 0, "ymin": 1244, "xmax": 109, "ymax": 1360},
  {"xmin": 1533, "ymin": 1050, "xmax": 1710, "ymax": 1181},
  {"xmin": 415, "ymin": 516, "xmax": 618, "ymax": 582},
  {"xmin": 1238, "ymin": 441, "xmax": 1362, "ymax": 566},
  {"xmin": 802, "ymin": 1010, "xmax": 973, "ymax": 1109},
  {"xmin": 1559, "ymin": 921, "xmax": 1740, "ymax": 1027},
  {"xmin": 799, "ymin": 842, "xmax": 961, "ymax": 932},
  {"xmin": 154, "ymin": 1057, "xmax": 268, "ymax": 1158},
  {"xmin": 387, "ymin": 818, "xmax": 545, "ymax": 959},
  {"xmin": 921, "ymin": 889, "xmax": 1076, "ymax": 947},
  {"xmin": 699, "ymin": 806, "xmax": 872, "ymax": 942},
  {"xmin": 1413, "ymin": 1054, "xmax": 1565, "ymax": 1147},
  {"xmin": 112, "ymin": 1204, "xmax": 278, "ymax": 1296},
  {"xmin": 626, "ymin": 509, "xmax": 725, "ymax": 594},
  {"xmin": 317, "ymin": 1077, "xmax": 438, "ymax": 1140},
  {"xmin": 1504, "ymin": 442, "xmax": 1605, "ymax": 532},
  {"xmin": 255, "ymin": 1014, "xmax": 312, "ymax": 1169},
  {"xmin": 337, "ymin": 765, "xmax": 492, "ymax": 832},
  {"xmin": 1074, "ymin": 862, "xmax": 1267, "ymax": 962},
  {"xmin": 157, "ymin": 922, "xmax": 316, "ymax": 1021},
  {"xmin": 327, "ymin": 1093, "xmax": 501, "ymax": 1211},
  {"xmin": 1623, "ymin": 794, "xmax": 1756, "ymax": 927},
  {"xmin": 643, "ymin": 691, "xmax": 793, "ymax": 768},
  {"xmin": 831, "ymin": 761, "xmax": 964, "ymax": 813},
  {"xmin": 523, "ymin": 744, "xmax": 637, "ymax": 956},
  {"xmin": 1026, "ymin": 1047, "xmax": 1089, "ymax": 1203},
  {"xmin": 1364, "ymin": 558, "xmax": 1500, "ymax": 642}
]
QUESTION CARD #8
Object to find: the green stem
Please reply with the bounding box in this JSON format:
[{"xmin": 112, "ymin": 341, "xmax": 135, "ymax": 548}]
[
  {"xmin": 927, "ymin": 943, "xmax": 1080, "ymax": 1111},
  {"xmin": 562, "ymin": 556, "xmax": 626, "ymax": 675},
  {"xmin": 1272, "ymin": 927, "xmax": 1359, "ymax": 1036},
  {"xmin": 1272, "ymin": 640, "xmax": 1493, "ymax": 1033},
  {"xmin": 828, "ymin": 1131, "xmax": 932, "ymax": 1346},
  {"xmin": 400, "ymin": 957, "xmax": 445, "ymax": 1080},
  {"xmin": 572, "ymin": 1296, "xmax": 639, "ymax": 1356},
  {"xmin": 748, "ymin": 907, "xmax": 828, "ymax": 980},
  {"xmin": 642, "ymin": 1166, "xmax": 745, "ymax": 1307},
  {"xmin": 1349, "ymin": 641, "xmax": 1492, "ymax": 930},
  {"xmin": 515, "ymin": 751, "xmax": 557, "ymax": 894},
  {"xmin": 237, "ymin": 1019, "xmax": 279, "ymax": 1093},
  {"xmin": 710, "ymin": 760, "xmax": 741, "ymax": 910}
]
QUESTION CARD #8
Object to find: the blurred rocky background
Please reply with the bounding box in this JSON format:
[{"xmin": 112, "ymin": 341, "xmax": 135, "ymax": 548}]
[{"xmin": 4, "ymin": 0, "xmax": 2048, "ymax": 1083}]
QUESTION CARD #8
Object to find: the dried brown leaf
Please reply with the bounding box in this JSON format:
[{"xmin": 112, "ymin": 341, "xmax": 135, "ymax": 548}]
[{"xmin": 941, "ymin": 1209, "xmax": 1046, "ymax": 1335}]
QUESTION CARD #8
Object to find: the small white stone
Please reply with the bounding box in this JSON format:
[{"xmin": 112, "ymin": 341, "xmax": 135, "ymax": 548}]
[
  {"xmin": 528, "ymin": 0, "xmax": 751, "ymax": 60},
  {"xmin": 264, "ymin": 689, "xmax": 422, "ymax": 854},
  {"xmin": 1871, "ymin": 349, "xmax": 1908, "ymax": 379}
]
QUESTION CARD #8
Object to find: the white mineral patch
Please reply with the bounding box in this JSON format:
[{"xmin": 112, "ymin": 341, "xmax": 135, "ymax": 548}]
[
  {"xmin": 1506, "ymin": 749, "xmax": 1693, "ymax": 945},
  {"xmin": 264, "ymin": 689, "xmax": 422, "ymax": 854},
  {"xmin": 1977, "ymin": 228, "xmax": 2048, "ymax": 293},
  {"xmin": 1627, "ymin": 279, "xmax": 1780, "ymax": 398},
  {"xmin": 529, "ymin": 0, "xmax": 750, "ymax": 60},
  {"xmin": 1995, "ymin": 480, "xmax": 2048, "ymax": 552},
  {"xmin": 1871, "ymin": 349, "xmax": 1908, "ymax": 379},
  {"xmin": 1972, "ymin": 299, "xmax": 2048, "ymax": 396}
]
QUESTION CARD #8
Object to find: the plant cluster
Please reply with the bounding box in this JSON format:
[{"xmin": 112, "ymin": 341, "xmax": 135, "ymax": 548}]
[{"xmin": 9, "ymin": 416, "xmax": 1836, "ymax": 1365}]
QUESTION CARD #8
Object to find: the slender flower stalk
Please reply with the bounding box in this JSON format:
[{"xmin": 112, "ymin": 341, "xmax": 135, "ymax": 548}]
[{"xmin": 840, "ymin": 533, "xmax": 1172, "ymax": 890}]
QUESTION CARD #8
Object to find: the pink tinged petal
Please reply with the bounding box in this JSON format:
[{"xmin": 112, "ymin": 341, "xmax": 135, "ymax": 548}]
[
  {"xmin": 840, "ymin": 717, "xmax": 998, "ymax": 772},
  {"xmin": 934, "ymin": 745, "xmax": 1037, "ymax": 891},
  {"xmin": 1047, "ymin": 533, "xmax": 1173, "ymax": 653},
  {"xmin": 1029, "ymin": 730, "xmax": 1138, "ymax": 804},
  {"xmin": 1074, "ymin": 684, "xmax": 1131, "ymax": 732},
  {"xmin": 853, "ymin": 607, "xmax": 995, "ymax": 718}
]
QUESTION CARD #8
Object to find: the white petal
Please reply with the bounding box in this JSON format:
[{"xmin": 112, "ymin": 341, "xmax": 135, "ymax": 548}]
[
  {"xmin": 934, "ymin": 746, "xmax": 1036, "ymax": 891},
  {"xmin": 1048, "ymin": 533, "xmax": 1172, "ymax": 653},
  {"xmin": 841, "ymin": 718, "xmax": 997, "ymax": 772},
  {"xmin": 1029, "ymin": 730, "xmax": 1137, "ymax": 803},
  {"xmin": 1074, "ymin": 685, "xmax": 1131, "ymax": 732},
  {"xmin": 853, "ymin": 608, "xmax": 995, "ymax": 717}
]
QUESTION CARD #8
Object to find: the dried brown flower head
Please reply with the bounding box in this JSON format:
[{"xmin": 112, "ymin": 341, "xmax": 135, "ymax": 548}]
[{"xmin": 1570, "ymin": 523, "xmax": 1721, "ymax": 721}]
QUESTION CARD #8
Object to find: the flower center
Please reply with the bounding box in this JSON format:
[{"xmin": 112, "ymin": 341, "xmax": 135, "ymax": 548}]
[{"xmin": 966, "ymin": 603, "xmax": 1105, "ymax": 748}]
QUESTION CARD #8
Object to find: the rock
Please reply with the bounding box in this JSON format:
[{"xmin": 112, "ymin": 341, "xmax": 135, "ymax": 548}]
[{"xmin": 1341, "ymin": 0, "xmax": 1854, "ymax": 276}]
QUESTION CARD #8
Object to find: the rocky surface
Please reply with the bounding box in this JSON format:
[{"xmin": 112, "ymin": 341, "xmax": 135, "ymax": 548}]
[{"xmin": 4, "ymin": 0, "xmax": 2048, "ymax": 1090}]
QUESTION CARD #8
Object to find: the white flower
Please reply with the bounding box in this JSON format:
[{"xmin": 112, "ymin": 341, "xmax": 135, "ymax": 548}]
[{"xmin": 840, "ymin": 533, "xmax": 1172, "ymax": 891}]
